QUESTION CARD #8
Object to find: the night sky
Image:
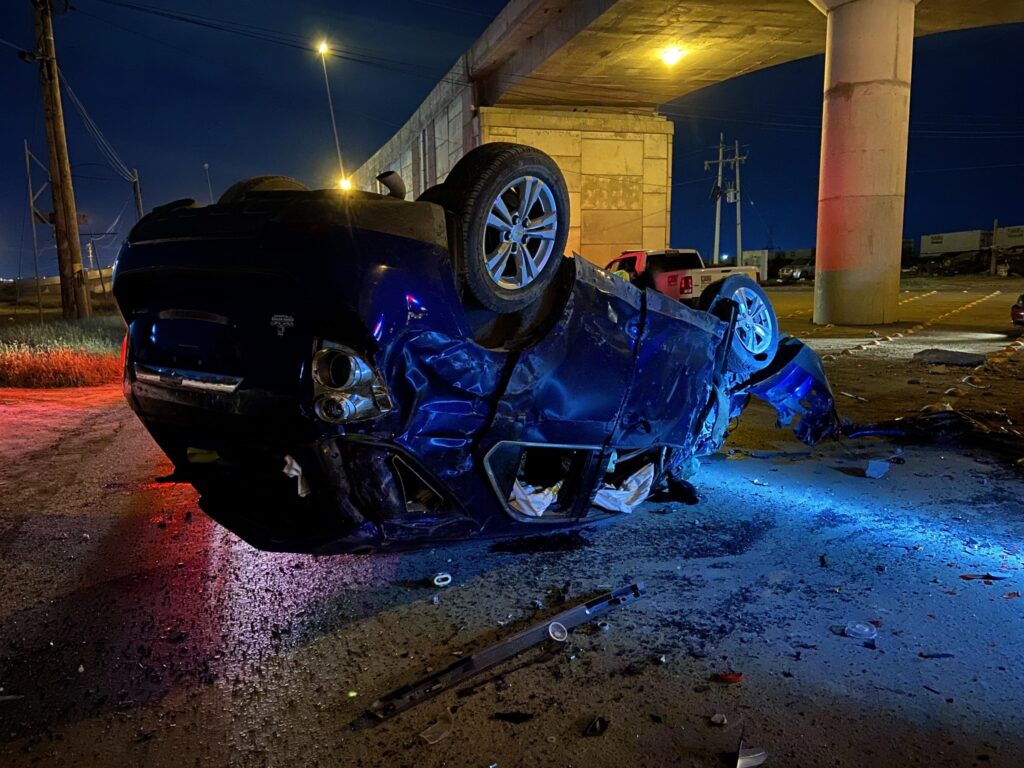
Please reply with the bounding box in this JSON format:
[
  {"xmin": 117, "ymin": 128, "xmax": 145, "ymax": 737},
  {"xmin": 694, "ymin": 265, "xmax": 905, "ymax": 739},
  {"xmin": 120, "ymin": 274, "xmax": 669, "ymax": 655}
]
[{"xmin": 1, "ymin": 1, "xmax": 1021, "ymax": 279}]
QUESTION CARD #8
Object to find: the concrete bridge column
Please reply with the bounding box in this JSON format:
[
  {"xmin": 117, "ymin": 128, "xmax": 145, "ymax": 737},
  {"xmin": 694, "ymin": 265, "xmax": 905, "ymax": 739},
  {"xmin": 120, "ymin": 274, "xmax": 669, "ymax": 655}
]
[{"xmin": 810, "ymin": 0, "xmax": 921, "ymax": 325}]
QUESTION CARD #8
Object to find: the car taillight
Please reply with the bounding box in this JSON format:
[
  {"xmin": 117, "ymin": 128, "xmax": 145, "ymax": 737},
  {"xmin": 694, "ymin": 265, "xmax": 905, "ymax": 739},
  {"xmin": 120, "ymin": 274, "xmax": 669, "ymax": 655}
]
[
  {"xmin": 682, "ymin": 276, "xmax": 693, "ymax": 295},
  {"xmin": 120, "ymin": 330, "xmax": 129, "ymax": 373},
  {"xmin": 311, "ymin": 341, "xmax": 393, "ymax": 424}
]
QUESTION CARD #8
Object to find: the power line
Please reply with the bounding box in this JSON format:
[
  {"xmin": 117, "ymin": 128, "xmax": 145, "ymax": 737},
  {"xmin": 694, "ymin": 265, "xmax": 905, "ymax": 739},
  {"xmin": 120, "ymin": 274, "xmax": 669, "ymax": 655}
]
[
  {"xmin": 0, "ymin": 35, "xmax": 30, "ymax": 52},
  {"xmin": 59, "ymin": 71, "xmax": 136, "ymax": 182}
]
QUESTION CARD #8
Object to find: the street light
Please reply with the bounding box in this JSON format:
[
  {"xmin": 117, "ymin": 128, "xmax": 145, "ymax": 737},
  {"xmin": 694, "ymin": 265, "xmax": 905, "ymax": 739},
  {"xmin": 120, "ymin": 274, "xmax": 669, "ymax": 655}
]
[
  {"xmin": 316, "ymin": 40, "xmax": 348, "ymax": 190},
  {"xmin": 660, "ymin": 45, "xmax": 687, "ymax": 66}
]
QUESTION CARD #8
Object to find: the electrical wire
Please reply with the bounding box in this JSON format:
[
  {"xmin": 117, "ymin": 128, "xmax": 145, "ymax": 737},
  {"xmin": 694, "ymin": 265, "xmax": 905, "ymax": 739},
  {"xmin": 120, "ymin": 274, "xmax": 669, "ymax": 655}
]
[
  {"xmin": 58, "ymin": 70, "xmax": 137, "ymax": 182},
  {"xmin": 0, "ymin": 35, "xmax": 30, "ymax": 52}
]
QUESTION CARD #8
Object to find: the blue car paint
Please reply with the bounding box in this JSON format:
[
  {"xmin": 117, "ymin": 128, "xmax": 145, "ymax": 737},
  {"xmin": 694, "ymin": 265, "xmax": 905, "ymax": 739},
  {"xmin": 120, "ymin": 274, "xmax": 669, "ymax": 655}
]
[{"xmin": 113, "ymin": 192, "xmax": 838, "ymax": 554}]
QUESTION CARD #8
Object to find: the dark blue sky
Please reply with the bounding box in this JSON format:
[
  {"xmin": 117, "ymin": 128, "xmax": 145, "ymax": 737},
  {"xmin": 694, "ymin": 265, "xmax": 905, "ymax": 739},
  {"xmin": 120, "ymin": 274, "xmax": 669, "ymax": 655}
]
[{"xmin": 1, "ymin": 1, "xmax": 1021, "ymax": 278}]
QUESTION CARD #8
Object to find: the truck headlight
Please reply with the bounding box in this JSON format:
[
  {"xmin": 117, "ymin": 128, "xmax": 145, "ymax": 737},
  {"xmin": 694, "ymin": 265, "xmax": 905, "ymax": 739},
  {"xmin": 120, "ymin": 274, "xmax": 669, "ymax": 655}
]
[{"xmin": 311, "ymin": 342, "xmax": 392, "ymax": 424}]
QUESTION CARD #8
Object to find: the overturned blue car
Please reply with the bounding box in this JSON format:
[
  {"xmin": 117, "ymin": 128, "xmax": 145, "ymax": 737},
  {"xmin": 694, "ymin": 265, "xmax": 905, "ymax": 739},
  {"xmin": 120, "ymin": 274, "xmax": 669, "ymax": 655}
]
[{"xmin": 113, "ymin": 143, "xmax": 838, "ymax": 554}]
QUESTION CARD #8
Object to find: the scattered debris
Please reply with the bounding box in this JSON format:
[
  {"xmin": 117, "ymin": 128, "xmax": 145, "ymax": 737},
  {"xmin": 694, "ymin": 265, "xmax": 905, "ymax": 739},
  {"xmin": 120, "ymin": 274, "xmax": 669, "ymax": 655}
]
[
  {"xmin": 490, "ymin": 533, "xmax": 589, "ymax": 554},
  {"xmin": 918, "ymin": 652, "xmax": 955, "ymax": 660},
  {"xmin": 368, "ymin": 584, "xmax": 646, "ymax": 719},
  {"xmin": 1004, "ymin": 591, "xmax": 1021, "ymax": 600},
  {"xmin": 845, "ymin": 410, "xmax": 1024, "ymax": 463},
  {"xmin": 737, "ymin": 740, "xmax": 769, "ymax": 768},
  {"xmin": 840, "ymin": 391, "xmax": 869, "ymax": 402},
  {"xmin": 819, "ymin": 554, "xmax": 829, "ymax": 569},
  {"xmin": 419, "ymin": 709, "xmax": 454, "ymax": 744},
  {"xmin": 913, "ymin": 349, "xmax": 986, "ymax": 366},
  {"xmin": 281, "ymin": 455, "xmax": 311, "ymax": 497},
  {"xmin": 596, "ymin": 620, "xmax": 612, "ymax": 633},
  {"xmin": 961, "ymin": 375, "xmax": 990, "ymax": 390},
  {"xmin": 710, "ymin": 713, "xmax": 728, "ymax": 727},
  {"xmin": 432, "ymin": 573, "xmax": 452, "ymax": 588},
  {"xmin": 960, "ymin": 573, "xmax": 1009, "ymax": 582},
  {"xmin": 583, "ymin": 715, "xmax": 610, "ymax": 737},
  {"xmin": 864, "ymin": 460, "xmax": 890, "ymax": 479},
  {"xmin": 843, "ymin": 622, "xmax": 878, "ymax": 641},
  {"xmin": 490, "ymin": 711, "xmax": 535, "ymax": 725},
  {"xmin": 548, "ymin": 622, "xmax": 568, "ymax": 642},
  {"xmin": 712, "ymin": 672, "xmax": 744, "ymax": 685}
]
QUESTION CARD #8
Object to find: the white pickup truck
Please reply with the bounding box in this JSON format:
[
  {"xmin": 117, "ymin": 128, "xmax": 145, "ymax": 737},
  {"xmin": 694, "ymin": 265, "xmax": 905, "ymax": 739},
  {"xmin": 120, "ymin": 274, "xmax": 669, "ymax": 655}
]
[{"xmin": 604, "ymin": 249, "xmax": 761, "ymax": 305}]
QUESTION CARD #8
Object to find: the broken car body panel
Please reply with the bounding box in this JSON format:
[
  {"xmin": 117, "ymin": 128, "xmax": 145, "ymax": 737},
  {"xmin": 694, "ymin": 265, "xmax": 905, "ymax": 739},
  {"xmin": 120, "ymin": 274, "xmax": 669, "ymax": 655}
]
[{"xmin": 114, "ymin": 190, "xmax": 837, "ymax": 554}]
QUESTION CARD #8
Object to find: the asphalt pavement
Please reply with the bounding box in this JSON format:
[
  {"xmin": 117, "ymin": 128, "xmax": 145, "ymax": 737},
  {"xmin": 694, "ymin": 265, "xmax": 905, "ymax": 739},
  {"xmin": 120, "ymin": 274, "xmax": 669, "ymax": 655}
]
[{"xmin": 1, "ymin": 278, "xmax": 1023, "ymax": 767}]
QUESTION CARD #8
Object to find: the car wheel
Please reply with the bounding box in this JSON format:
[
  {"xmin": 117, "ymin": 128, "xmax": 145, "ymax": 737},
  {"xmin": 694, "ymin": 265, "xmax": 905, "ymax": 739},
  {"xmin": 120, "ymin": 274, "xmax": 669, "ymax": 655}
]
[
  {"xmin": 218, "ymin": 175, "xmax": 309, "ymax": 204},
  {"xmin": 700, "ymin": 275, "xmax": 779, "ymax": 375},
  {"xmin": 441, "ymin": 143, "xmax": 570, "ymax": 314}
]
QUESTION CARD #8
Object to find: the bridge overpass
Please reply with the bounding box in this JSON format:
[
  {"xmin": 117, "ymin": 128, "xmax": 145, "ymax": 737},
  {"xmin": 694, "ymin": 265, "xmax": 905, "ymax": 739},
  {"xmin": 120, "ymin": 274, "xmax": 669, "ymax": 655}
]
[{"xmin": 353, "ymin": 0, "xmax": 1024, "ymax": 324}]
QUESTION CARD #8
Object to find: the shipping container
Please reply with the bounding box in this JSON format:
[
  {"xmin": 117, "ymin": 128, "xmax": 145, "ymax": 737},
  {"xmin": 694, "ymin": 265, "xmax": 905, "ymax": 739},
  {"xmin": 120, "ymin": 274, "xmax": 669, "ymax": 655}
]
[
  {"xmin": 919, "ymin": 229, "xmax": 992, "ymax": 256},
  {"xmin": 995, "ymin": 225, "xmax": 1024, "ymax": 252}
]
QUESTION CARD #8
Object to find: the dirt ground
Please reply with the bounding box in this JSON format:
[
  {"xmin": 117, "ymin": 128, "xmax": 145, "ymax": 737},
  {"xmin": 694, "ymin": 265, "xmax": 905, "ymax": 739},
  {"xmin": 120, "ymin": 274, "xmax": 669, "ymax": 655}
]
[{"xmin": 1, "ymin": 277, "xmax": 1023, "ymax": 767}]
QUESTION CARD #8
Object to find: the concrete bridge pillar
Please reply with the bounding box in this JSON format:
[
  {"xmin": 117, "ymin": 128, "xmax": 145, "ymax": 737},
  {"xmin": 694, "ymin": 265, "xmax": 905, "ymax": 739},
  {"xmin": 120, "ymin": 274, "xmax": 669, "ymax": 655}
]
[{"xmin": 810, "ymin": 0, "xmax": 921, "ymax": 325}]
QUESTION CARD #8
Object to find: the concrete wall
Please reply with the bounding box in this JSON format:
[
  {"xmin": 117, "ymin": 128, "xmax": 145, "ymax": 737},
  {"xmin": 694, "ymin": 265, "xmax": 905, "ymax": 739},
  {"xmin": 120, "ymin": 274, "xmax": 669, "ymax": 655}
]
[
  {"xmin": 350, "ymin": 59, "xmax": 475, "ymax": 198},
  {"xmin": 478, "ymin": 107, "xmax": 672, "ymax": 266},
  {"xmin": 355, "ymin": 101, "xmax": 673, "ymax": 268}
]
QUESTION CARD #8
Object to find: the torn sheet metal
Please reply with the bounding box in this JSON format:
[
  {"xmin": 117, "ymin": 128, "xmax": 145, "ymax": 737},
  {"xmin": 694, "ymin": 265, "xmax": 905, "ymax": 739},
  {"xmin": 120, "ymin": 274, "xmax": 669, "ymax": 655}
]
[{"xmin": 745, "ymin": 336, "xmax": 841, "ymax": 445}]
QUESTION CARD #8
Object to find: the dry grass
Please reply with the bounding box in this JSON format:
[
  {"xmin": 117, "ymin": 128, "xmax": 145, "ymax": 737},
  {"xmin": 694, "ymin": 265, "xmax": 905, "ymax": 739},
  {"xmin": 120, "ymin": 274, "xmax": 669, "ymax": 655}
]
[
  {"xmin": 0, "ymin": 316, "xmax": 123, "ymax": 388},
  {"xmin": 0, "ymin": 346, "xmax": 121, "ymax": 388}
]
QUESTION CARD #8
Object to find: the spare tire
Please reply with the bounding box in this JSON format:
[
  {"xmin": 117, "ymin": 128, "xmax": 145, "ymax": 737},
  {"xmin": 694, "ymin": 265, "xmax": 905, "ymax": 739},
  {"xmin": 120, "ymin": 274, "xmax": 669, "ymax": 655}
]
[
  {"xmin": 700, "ymin": 275, "xmax": 779, "ymax": 376},
  {"xmin": 441, "ymin": 143, "xmax": 570, "ymax": 314},
  {"xmin": 218, "ymin": 175, "xmax": 309, "ymax": 205}
]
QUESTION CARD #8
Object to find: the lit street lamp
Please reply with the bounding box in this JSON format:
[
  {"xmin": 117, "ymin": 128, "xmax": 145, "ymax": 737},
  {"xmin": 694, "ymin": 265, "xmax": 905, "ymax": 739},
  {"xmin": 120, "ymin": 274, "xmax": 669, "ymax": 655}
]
[{"xmin": 317, "ymin": 40, "xmax": 349, "ymax": 190}]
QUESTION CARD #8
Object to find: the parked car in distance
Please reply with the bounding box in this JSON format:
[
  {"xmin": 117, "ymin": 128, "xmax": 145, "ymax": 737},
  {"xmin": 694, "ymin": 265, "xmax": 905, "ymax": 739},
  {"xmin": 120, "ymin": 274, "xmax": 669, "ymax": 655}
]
[
  {"xmin": 1012, "ymin": 294, "xmax": 1024, "ymax": 326},
  {"xmin": 777, "ymin": 260, "xmax": 815, "ymax": 282},
  {"xmin": 603, "ymin": 249, "xmax": 760, "ymax": 305}
]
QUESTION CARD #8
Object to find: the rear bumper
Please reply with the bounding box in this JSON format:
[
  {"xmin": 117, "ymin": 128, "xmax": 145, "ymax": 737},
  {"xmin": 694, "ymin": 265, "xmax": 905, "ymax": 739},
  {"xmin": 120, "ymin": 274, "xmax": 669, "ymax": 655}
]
[{"xmin": 127, "ymin": 376, "xmax": 477, "ymax": 553}]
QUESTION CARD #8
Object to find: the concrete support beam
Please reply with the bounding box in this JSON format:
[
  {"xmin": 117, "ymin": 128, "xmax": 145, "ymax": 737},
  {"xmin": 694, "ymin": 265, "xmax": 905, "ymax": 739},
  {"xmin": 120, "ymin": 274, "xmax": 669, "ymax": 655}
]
[{"xmin": 812, "ymin": 0, "xmax": 920, "ymax": 325}]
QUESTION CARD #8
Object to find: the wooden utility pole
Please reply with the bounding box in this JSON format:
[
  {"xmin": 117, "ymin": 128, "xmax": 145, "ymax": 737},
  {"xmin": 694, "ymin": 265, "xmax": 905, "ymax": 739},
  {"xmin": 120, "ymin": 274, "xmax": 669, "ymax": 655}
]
[{"xmin": 32, "ymin": 0, "xmax": 89, "ymax": 319}]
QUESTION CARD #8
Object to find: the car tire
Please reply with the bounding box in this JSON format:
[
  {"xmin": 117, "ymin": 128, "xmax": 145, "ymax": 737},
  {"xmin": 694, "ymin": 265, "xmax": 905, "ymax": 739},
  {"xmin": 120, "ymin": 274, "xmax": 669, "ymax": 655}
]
[
  {"xmin": 700, "ymin": 275, "xmax": 779, "ymax": 376},
  {"xmin": 441, "ymin": 143, "xmax": 570, "ymax": 314},
  {"xmin": 218, "ymin": 175, "xmax": 309, "ymax": 204}
]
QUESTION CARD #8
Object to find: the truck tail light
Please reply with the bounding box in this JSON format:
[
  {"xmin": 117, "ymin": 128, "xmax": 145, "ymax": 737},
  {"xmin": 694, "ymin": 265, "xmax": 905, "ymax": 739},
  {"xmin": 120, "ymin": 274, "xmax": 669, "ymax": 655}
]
[{"xmin": 682, "ymin": 276, "xmax": 693, "ymax": 295}]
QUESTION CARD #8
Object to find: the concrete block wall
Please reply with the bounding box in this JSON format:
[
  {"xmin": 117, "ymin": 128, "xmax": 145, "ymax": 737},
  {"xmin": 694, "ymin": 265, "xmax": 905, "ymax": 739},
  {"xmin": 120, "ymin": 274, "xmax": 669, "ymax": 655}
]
[{"xmin": 479, "ymin": 107, "xmax": 672, "ymax": 266}]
